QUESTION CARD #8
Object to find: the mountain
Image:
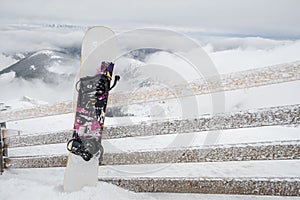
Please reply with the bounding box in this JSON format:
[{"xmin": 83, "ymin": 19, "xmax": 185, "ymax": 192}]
[
  {"xmin": 0, "ymin": 48, "xmax": 170, "ymax": 117},
  {"xmin": 0, "ymin": 50, "xmax": 79, "ymax": 84},
  {"xmin": 125, "ymin": 48, "xmax": 161, "ymax": 62},
  {"xmin": 0, "ymin": 48, "xmax": 160, "ymax": 85}
]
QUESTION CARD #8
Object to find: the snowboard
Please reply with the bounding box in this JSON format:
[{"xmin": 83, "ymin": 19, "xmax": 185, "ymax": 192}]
[{"xmin": 63, "ymin": 26, "xmax": 118, "ymax": 192}]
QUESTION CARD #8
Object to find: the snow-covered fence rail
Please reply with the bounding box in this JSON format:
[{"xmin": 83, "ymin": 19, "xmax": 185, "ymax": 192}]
[
  {"xmin": 3, "ymin": 104, "xmax": 300, "ymax": 148},
  {"xmin": 103, "ymin": 104, "xmax": 300, "ymax": 139},
  {"xmin": 5, "ymin": 140, "xmax": 300, "ymax": 168},
  {"xmin": 3, "ymin": 130, "xmax": 71, "ymax": 148},
  {"xmin": 103, "ymin": 140, "xmax": 300, "ymax": 165},
  {"xmin": 99, "ymin": 177, "xmax": 300, "ymax": 196},
  {"xmin": 0, "ymin": 61, "xmax": 299, "ymax": 123}
]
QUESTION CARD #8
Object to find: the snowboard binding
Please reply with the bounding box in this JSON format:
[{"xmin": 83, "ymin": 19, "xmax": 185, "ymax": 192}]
[
  {"xmin": 67, "ymin": 134, "xmax": 103, "ymax": 162},
  {"xmin": 67, "ymin": 137, "xmax": 93, "ymax": 161}
]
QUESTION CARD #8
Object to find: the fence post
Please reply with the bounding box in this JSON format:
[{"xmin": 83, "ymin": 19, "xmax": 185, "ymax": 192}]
[{"xmin": 0, "ymin": 122, "xmax": 5, "ymax": 175}]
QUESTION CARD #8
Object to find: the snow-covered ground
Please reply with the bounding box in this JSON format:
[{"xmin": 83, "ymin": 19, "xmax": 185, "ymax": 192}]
[
  {"xmin": 1, "ymin": 167, "xmax": 300, "ymax": 200},
  {"xmin": 7, "ymin": 113, "xmax": 75, "ymax": 133},
  {"xmin": 4, "ymin": 106, "xmax": 300, "ymax": 199}
]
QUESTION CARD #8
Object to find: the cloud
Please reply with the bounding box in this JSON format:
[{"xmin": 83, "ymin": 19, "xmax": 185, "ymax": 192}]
[
  {"xmin": 0, "ymin": 54, "xmax": 17, "ymax": 70},
  {"xmin": 0, "ymin": 26, "xmax": 83, "ymax": 53},
  {"xmin": 208, "ymin": 39, "xmax": 300, "ymax": 74},
  {"xmin": 198, "ymin": 36, "xmax": 292, "ymax": 52},
  {"xmin": 0, "ymin": 71, "xmax": 16, "ymax": 84},
  {"xmin": 1, "ymin": 0, "xmax": 300, "ymax": 38},
  {"xmin": 0, "ymin": 75, "xmax": 76, "ymax": 104}
]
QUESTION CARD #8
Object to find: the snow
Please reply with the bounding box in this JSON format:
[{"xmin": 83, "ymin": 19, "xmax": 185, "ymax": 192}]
[
  {"xmin": 1, "ymin": 28, "xmax": 300, "ymax": 199},
  {"xmin": 204, "ymin": 38, "xmax": 300, "ymax": 74},
  {"xmin": 4, "ymin": 96, "xmax": 49, "ymax": 111},
  {"xmin": 7, "ymin": 113, "xmax": 74, "ymax": 133},
  {"xmin": 122, "ymin": 80, "xmax": 300, "ymax": 119},
  {"xmin": 102, "ymin": 126, "xmax": 300, "ymax": 153},
  {"xmin": 4, "ymin": 102, "xmax": 300, "ymax": 199},
  {"xmin": 0, "ymin": 168, "xmax": 154, "ymax": 200},
  {"xmin": 0, "ymin": 53, "xmax": 17, "ymax": 70},
  {"xmin": 5, "ymin": 77, "xmax": 300, "ymax": 132},
  {"xmin": 30, "ymin": 64, "xmax": 36, "ymax": 71},
  {"xmin": 8, "ymin": 125, "xmax": 300, "ymax": 157},
  {"xmin": 1, "ymin": 167, "xmax": 299, "ymax": 200},
  {"xmin": 0, "ymin": 71, "xmax": 15, "ymax": 84},
  {"xmin": 98, "ymin": 160, "xmax": 300, "ymax": 178},
  {"xmin": 221, "ymin": 81, "xmax": 300, "ymax": 112}
]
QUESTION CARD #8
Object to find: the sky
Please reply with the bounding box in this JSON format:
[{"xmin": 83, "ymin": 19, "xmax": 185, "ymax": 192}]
[{"xmin": 1, "ymin": 0, "xmax": 300, "ymax": 39}]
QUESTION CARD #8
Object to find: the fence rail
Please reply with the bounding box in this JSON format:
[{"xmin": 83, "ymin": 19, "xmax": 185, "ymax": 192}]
[
  {"xmin": 99, "ymin": 177, "xmax": 300, "ymax": 196},
  {"xmin": 2, "ymin": 104, "xmax": 300, "ymax": 149},
  {"xmin": 103, "ymin": 104, "xmax": 300, "ymax": 139},
  {"xmin": 5, "ymin": 140, "xmax": 300, "ymax": 168}
]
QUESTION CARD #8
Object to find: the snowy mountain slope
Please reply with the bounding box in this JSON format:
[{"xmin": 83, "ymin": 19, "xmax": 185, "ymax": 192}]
[
  {"xmin": 0, "ymin": 48, "xmax": 81, "ymax": 104},
  {"xmin": 0, "ymin": 50, "xmax": 78, "ymax": 84}
]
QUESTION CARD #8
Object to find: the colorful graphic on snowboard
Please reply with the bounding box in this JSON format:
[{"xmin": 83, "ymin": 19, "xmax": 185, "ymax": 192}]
[{"xmin": 67, "ymin": 61, "xmax": 119, "ymax": 161}]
